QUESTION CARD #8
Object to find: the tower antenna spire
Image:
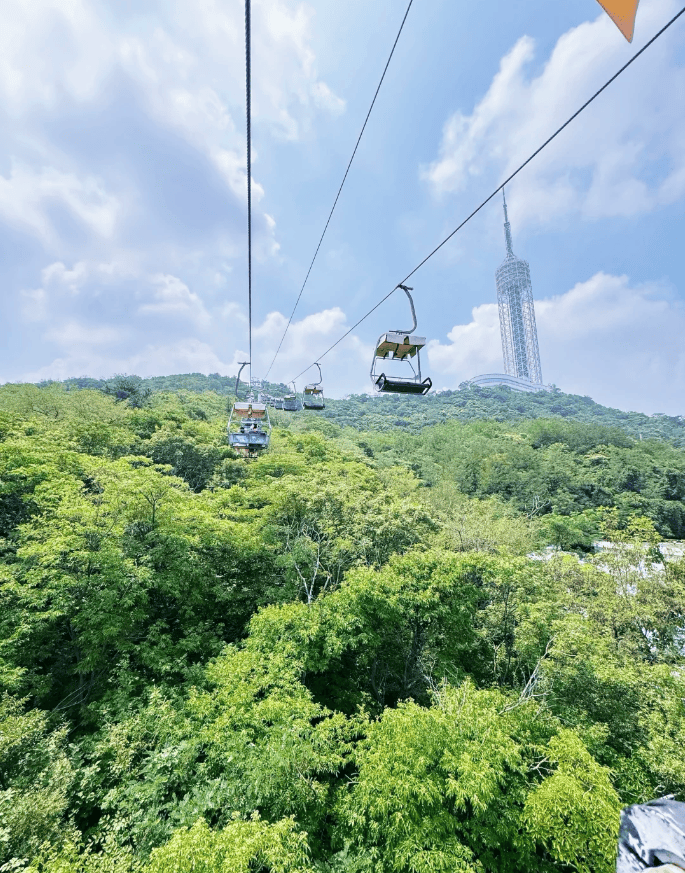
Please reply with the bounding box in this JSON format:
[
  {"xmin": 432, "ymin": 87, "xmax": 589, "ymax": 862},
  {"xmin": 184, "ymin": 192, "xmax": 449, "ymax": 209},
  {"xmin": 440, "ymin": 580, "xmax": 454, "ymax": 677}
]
[{"xmin": 503, "ymin": 188, "xmax": 514, "ymax": 257}]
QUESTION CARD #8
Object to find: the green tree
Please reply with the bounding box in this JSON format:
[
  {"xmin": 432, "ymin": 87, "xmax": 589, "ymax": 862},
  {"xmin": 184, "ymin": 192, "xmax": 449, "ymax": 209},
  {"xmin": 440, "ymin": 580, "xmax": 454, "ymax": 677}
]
[
  {"xmin": 338, "ymin": 681, "xmax": 619, "ymax": 873},
  {"xmin": 0, "ymin": 695, "xmax": 76, "ymax": 868},
  {"xmin": 145, "ymin": 816, "xmax": 310, "ymax": 873}
]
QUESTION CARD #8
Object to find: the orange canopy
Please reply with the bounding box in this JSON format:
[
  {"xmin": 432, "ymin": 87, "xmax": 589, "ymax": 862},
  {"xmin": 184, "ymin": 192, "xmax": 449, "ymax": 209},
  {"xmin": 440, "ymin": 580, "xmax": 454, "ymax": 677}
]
[{"xmin": 596, "ymin": 0, "xmax": 640, "ymax": 42}]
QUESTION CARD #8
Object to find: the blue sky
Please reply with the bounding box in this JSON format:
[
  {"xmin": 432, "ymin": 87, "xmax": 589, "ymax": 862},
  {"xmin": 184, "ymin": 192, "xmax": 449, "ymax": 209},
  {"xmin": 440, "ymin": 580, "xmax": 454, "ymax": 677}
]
[{"xmin": 2, "ymin": 0, "xmax": 684, "ymax": 414}]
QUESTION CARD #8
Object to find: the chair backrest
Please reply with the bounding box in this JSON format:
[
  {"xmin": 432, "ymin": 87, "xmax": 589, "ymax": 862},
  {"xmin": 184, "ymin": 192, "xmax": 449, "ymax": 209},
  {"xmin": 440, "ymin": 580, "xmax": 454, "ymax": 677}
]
[
  {"xmin": 374, "ymin": 332, "xmax": 426, "ymax": 361},
  {"xmin": 234, "ymin": 402, "xmax": 266, "ymax": 419}
]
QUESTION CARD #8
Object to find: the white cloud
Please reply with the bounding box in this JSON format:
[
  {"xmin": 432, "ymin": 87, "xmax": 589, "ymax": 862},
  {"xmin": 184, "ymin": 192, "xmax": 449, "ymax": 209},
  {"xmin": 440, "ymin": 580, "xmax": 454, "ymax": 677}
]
[
  {"xmin": 18, "ymin": 261, "xmax": 215, "ymax": 356},
  {"xmin": 424, "ymin": 35, "xmax": 536, "ymax": 196},
  {"xmin": 0, "ymin": 0, "xmax": 342, "ymax": 259},
  {"xmin": 254, "ymin": 305, "xmax": 346, "ymax": 369},
  {"xmin": 0, "ymin": 163, "xmax": 120, "ymax": 245},
  {"xmin": 13, "ymin": 294, "xmax": 404, "ymax": 397},
  {"xmin": 0, "ymin": 0, "xmax": 341, "ymax": 134},
  {"xmin": 20, "ymin": 288, "xmax": 49, "ymax": 323},
  {"xmin": 44, "ymin": 321, "xmax": 123, "ymax": 347},
  {"xmin": 427, "ymin": 303, "xmax": 502, "ymax": 378},
  {"xmin": 427, "ymin": 271, "xmax": 685, "ymax": 415},
  {"xmin": 118, "ymin": 0, "xmax": 344, "ymax": 194},
  {"xmin": 220, "ymin": 301, "xmax": 247, "ymax": 322},
  {"xmin": 138, "ymin": 274, "xmax": 211, "ymax": 328},
  {"xmin": 13, "ymin": 262, "xmax": 376, "ymax": 394},
  {"xmin": 131, "ymin": 337, "xmax": 235, "ymax": 378},
  {"xmin": 41, "ymin": 261, "xmax": 90, "ymax": 292},
  {"xmin": 423, "ymin": 0, "xmax": 685, "ymax": 227},
  {"xmin": 0, "ymin": 0, "xmax": 111, "ymax": 109},
  {"xmin": 312, "ymin": 81, "xmax": 346, "ymax": 116},
  {"xmin": 21, "ymin": 337, "xmax": 236, "ymax": 383},
  {"xmin": 249, "ymin": 306, "xmax": 371, "ymax": 393},
  {"xmin": 18, "ymin": 259, "xmax": 137, "ymax": 325}
]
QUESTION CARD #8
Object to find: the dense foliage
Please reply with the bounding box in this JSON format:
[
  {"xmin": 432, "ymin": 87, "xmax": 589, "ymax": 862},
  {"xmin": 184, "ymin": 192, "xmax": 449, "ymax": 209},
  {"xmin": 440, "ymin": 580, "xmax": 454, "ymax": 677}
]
[
  {"xmin": 0, "ymin": 380, "xmax": 683, "ymax": 872},
  {"xmin": 54, "ymin": 373, "xmax": 685, "ymax": 445},
  {"xmin": 320, "ymin": 387, "xmax": 685, "ymax": 446}
]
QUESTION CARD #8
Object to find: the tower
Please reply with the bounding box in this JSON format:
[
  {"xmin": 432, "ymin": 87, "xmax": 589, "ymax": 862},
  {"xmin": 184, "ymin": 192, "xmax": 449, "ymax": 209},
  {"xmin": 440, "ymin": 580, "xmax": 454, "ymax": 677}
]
[{"xmin": 495, "ymin": 191, "xmax": 543, "ymax": 384}]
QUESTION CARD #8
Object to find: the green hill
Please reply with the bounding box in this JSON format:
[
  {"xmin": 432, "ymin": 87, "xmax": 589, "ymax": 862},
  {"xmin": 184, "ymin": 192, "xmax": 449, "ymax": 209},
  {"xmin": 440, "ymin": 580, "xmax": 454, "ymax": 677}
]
[
  {"xmin": 0, "ymin": 378, "xmax": 683, "ymax": 872},
  {"xmin": 55, "ymin": 373, "xmax": 685, "ymax": 444},
  {"xmin": 318, "ymin": 385, "xmax": 685, "ymax": 444}
]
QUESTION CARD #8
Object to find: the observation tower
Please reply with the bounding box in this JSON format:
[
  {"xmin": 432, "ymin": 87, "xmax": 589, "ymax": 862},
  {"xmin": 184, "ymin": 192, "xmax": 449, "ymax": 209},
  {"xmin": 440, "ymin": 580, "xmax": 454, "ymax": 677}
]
[
  {"xmin": 496, "ymin": 191, "xmax": 543, "ymax": 384},
  {"xmin": 466, "ymin": 191, "xmax": 549, "ymax": 393}
]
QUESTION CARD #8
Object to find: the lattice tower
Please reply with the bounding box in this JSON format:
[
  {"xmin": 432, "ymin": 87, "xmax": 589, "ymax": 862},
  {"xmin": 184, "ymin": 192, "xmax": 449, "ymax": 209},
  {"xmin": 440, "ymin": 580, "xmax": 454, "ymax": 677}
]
[{"xmin": 495, "ymin": 191, "xmax": 543, "ymax": 384}]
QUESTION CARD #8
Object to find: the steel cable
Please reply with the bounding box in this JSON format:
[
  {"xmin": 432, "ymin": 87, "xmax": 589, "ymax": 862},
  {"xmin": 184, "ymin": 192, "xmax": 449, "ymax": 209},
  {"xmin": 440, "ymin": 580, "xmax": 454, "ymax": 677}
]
[{"xmin": 245, "ymin": 0, "xmax": 253, "ymax": 387}]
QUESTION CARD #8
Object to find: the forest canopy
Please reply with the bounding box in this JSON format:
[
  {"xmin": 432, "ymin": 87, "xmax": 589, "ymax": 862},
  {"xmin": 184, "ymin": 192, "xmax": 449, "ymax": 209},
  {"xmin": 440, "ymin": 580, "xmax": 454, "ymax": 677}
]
[
  {"xmin": 53, "ymin": 373, "xmax": 685, "ymax": 444},
  {"xmin": 0, "ymin": 379, "xmax": 683, "ymax": 872}
]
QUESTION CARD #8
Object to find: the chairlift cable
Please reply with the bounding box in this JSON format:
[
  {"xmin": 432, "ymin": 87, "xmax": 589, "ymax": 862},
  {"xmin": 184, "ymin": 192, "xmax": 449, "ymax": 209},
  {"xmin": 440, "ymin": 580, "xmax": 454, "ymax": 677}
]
[
  {"xmin": 288, "ymin": 3, "xmax": 685, "ymax": 384},
  {"xmin": 263, "ymin": 0, "xmax": 415, "ymax": 380},
  {"xmin": 245, "ymin": 0, "xmax": 253, "ymax": 388},
  {"xmin": 225, "ymin": 0, "xmax": 270, "ymax": 457}
]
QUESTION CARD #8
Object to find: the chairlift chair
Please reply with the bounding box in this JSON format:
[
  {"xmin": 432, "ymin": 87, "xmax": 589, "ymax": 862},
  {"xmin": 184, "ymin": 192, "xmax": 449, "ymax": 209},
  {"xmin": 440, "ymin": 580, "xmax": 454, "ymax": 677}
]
[
  {"xmin": 273, "ymin": 398, "xmax": 284, "ymax": 410},
  {"xmin": 227, "ymin": 401, "xmax": 272, "ymax": 456},
  {"xmin": 370, "ymin": 285, "xmax": 432, "ymax": 395},
  {"xmin": 283, "ymin": 381, "xmax": 301, "ymax": 412},
  {"xmin": 303, "ymin": 363, "xmax": 325, "ymax": 410}
]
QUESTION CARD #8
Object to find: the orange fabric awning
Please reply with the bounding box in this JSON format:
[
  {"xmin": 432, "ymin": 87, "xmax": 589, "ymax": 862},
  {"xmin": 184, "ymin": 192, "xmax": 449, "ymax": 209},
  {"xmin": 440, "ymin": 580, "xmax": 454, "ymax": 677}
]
[{"xmin": 596, "ymin": 0, "xmax": 640, "ymax": 41}]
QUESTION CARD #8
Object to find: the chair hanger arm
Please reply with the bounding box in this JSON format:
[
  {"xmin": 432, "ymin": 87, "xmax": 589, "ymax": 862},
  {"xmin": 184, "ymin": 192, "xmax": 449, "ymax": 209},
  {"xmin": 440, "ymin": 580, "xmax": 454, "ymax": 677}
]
[{"xmin": 395, "ymin": 284, "xmax": 417, "ymax": 334}]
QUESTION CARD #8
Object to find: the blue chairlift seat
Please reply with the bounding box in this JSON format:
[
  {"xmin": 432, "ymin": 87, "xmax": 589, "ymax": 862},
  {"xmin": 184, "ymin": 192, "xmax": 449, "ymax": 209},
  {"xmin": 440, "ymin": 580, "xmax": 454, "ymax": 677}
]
[
  {"xmin": 303, "ymin": 387, "xmax": 325, "ymax": 409},
  {"xmin": 302, "ymin": 363, "xmax": 325, "ymax": 409},
  {"xmin": 227, "ymin": 402, "xmax": 271, "ymax": 455}
]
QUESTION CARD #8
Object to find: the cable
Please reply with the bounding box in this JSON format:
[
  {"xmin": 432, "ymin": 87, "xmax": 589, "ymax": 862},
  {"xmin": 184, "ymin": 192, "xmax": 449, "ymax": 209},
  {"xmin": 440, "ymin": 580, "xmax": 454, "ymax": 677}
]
[
  {"xmin": 289, "ymin": 3, "xmax": 685, "ymax": 384},
  {"xmin": 264, "ymin": 0, "xmax": 415, "ymax": 380},
  {"xmin": 245, "ymin": 0, "xmax": 253, "ymax": 388}
]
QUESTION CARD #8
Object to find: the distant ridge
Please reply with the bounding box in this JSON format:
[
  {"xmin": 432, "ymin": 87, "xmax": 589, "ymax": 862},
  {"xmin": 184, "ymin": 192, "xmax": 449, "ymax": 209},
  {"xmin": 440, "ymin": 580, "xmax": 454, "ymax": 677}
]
[
  {"xmin": 316, "ymin": 386, "xmax": 685, "ymax": 446},
  {"xmin": 27, "ymin": 373, "xmax": 685, "ymax": 446}
]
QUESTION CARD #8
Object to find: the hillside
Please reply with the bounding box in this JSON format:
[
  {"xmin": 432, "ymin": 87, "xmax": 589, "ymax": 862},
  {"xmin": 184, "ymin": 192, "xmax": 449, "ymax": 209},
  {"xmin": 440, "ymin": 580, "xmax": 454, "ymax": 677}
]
[
  {"xmin": 57, "ymin": 373, "xmax": 685, "ymax": 444},
  {"xmin": 321, "ymin": 386, "xmax": 685, "ymax": 444},
  {"xmin": 0, "ymin": 379, "xmax": 683, "ymax": 872}
]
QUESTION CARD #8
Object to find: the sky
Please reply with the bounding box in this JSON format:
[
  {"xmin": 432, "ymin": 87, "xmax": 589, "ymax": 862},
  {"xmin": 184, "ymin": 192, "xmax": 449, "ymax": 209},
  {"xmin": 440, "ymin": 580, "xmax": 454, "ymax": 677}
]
[{"xmin": 1, "ymin": 0, "xmax": 684, "ymax": 415}]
